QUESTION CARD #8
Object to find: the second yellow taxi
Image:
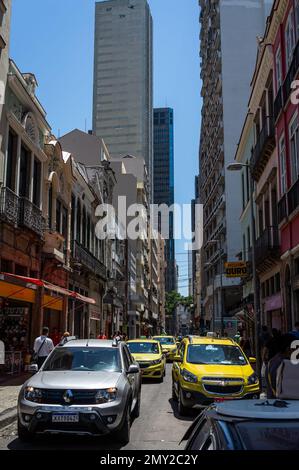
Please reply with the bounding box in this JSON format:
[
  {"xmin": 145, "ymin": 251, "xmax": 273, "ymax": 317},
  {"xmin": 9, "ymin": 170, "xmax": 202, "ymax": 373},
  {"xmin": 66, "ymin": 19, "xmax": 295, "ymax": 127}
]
[
  {"xmin": 152, "ymin": 335, "xmax": 178, "ymax": 361},
  {"xmin": 127, "ymin": 339, "xmax": 166, "ymax": 382}
]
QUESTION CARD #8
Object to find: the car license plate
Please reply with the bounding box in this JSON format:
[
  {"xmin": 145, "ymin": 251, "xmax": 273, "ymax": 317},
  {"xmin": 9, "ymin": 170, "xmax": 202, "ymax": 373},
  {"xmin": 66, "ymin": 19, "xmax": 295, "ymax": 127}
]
[{"xmin": 52, "ymin": 413, "xmax": 79, "ymax": 423}]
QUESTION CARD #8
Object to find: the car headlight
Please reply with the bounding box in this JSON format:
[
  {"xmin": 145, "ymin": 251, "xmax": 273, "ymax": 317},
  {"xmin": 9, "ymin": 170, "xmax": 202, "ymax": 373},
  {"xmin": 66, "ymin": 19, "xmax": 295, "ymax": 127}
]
[
  {"xmin": 24, "ymin": 386, "xmax": 43, "ymax": 403},
  {"xmin": 248, "ymin": 373, "xmax": 259, "ymax": 385},
  {"xmin": 152, "ymin": 359, "xmax": 162, "ymax": 365},
  {"xmin": 181, "ymin": 369, "xmax": 198, "ymax": 383},
  {"xmin": 95, "ymin": 388, "xmax": 117, "ymax": 404}
]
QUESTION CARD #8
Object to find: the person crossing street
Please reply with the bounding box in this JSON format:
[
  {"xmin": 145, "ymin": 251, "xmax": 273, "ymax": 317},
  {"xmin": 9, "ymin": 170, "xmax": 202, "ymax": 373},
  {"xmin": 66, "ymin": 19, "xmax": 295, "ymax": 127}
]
[{"xmin": 33, "ymin": 327, "xmax": 54, "ymax": 369}]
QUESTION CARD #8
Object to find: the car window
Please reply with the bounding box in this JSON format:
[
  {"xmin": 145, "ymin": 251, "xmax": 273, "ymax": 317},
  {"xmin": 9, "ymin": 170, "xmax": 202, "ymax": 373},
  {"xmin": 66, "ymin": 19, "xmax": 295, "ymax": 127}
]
[
  {"xmin": 189, "ymin": 418, "xmax": 212, "ymax": 450},
  {"xmin": 235, "ymin": 421, "xmax": 299, "ymax": 450},
  {"xmin": 43, "ymin": 347, "xmax": 121, "ymax": 372},
  {"xmin": 123, "ymin": 345, "xmax": 134, "ymax": 365},
  {"xmin": 179, "ymin": 342, "xmax": 185, "ymax": 361},
  {"xmin": 187, "ymin": 344, "xmax": 247, "ymax": 365},
  {"xmin": 127, "ymin": 342, "xmax": 160, "ymax": 354},
  {"xmin": 122, "ymin": 346, "xmax": 130, "ymax": 370}
]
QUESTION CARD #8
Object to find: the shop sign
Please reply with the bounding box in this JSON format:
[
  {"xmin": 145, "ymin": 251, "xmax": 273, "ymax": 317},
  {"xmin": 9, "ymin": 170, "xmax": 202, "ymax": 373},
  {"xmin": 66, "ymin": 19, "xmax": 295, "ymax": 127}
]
[{"xmin": 224, "ymin": 262, "xmax": 248, "ymax": 278}]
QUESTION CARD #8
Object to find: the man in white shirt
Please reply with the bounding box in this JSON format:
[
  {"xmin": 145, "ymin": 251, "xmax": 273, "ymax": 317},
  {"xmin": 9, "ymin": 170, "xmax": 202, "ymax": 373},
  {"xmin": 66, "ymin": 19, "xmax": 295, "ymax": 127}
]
[{"xmin": 33, "ymin": 327, "xmax": 54, "ymax": 369}]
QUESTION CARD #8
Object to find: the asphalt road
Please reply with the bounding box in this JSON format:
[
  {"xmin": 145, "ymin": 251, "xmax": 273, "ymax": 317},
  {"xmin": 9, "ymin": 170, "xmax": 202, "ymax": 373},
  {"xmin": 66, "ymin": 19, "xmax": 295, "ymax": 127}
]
[{"xmin": 0, "ymin": 364, "xmax": 197, "ymax": 450}]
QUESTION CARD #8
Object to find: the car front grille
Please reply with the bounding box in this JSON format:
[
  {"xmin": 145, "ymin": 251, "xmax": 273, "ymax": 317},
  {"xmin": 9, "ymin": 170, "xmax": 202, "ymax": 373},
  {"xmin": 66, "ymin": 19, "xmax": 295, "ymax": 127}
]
[
  {"xmin": 203, "ymin": 384, "xmax": 243, "ymax": 395},
  {"xmin": 40, "ymin": 389, "xmax": 97, "ymax": 405}
]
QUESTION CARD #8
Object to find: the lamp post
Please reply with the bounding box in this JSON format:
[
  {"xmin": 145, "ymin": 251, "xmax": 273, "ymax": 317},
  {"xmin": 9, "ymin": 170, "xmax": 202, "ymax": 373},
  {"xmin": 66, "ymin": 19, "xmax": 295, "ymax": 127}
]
[
  {"xmin": 206, "ymin": 239, "xmax": 224, "ymax": 335},
  {"xmin": 227, "ymin": 162, "xmax": 261, "ymax": 383}
]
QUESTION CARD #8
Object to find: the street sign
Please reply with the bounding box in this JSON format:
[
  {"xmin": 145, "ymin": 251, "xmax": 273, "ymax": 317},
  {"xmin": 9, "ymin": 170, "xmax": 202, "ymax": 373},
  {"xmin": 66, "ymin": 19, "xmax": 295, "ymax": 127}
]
[{"xmin": 224, "ymin": 261, "xmax": 248, "ymax": 278}]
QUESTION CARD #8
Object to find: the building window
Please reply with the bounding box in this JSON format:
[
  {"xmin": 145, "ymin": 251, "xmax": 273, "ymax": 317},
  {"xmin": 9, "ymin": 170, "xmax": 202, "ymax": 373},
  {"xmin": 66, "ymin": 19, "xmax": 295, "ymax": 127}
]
[
  {"xmin": 76, "ymin": 200, "xmax": 81, "ymax": 243},
  {"xmin": 241, "ymin": 173, "xmax": 245, "ymax": 210},
  {"xmin": 82, "ymin": 207, "xmax": 86, "ymax": 247},
  {"xmin": 275, "ymin": 47, "xmax": 282, "ymax": 91},
  {"xmin": 289, "ymin": 113, "xmax": 299, "ymax": 184},
  {"xmin": 6, "ymin": 130, "xmax": 17, "ymax": 191},
  {"xmin": 48, "ymin": 184, "xmax": 53, "ymax": 230},
  {"xmin": 295, "ymin": 0, "xmax": 299, "ymax": 39},
  {"xmin": 56, "ymin": 200, "xmax": 62, "ymax": 233},
  {"xmin": 33, "ymin": 158, "xmax": 41, "ymax": 207},
  {"xmin": 285, "ymin": 9, "xmax": 296, "ymax": 68},
  {"xmin": 279, "ymin": 135, "xmax": 287, "ymax": 194},
  {"xmin": 19, "ymin": 145, "xmax": 30, "ymax": 198}
]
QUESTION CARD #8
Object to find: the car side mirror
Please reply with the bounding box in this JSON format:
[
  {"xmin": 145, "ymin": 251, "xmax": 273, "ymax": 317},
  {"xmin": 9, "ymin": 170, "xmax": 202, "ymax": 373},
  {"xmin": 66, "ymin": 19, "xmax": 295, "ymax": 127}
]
[
  {"xmin": 173, "ymin": 355, "xmax": 182, "ymax": 363},
  {"xmin": 128, "ymin": 364, "xmax": 139, "ymax": 374},
  {"xmin": 28, "ymin": 364, "xmax": 38, "ymax": 374},
  {"xmin": 249, "ymin": 357, "xmax": 256, "ymax": 364}
]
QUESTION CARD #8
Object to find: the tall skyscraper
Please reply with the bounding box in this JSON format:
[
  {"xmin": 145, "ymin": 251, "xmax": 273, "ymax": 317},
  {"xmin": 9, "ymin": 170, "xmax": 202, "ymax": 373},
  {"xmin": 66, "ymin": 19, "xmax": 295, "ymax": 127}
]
[
  {"xmin": 199, "ymin": 0, "xmax": 272, "ymax": 329},
  {"xmin": 153, "ymin": 108, "xmax": 176, "ymax": 292},
  {"xmin": 93, "ymin": 0, "xmax": 153, "ymax": 189}
]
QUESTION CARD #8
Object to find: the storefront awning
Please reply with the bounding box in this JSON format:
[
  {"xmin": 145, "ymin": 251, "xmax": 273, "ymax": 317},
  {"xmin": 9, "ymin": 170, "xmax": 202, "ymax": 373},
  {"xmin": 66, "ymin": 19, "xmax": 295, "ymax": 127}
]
[{"xmin": 0, "ymin": 273, "xmax": 96, "ymax": 305}]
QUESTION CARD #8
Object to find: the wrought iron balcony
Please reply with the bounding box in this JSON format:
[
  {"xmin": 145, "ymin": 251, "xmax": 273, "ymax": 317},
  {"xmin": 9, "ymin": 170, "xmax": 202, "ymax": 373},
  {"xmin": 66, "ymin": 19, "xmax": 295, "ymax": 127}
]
[
  {"xmin": 18, "ymin": 197, "xmax": 43, "ymax": 236},
  {"xmin": 72, "ymin": 240, "xmax": 107, "ymax": 280},
  {"xmin": 0, "ymin": 186, "xmax": 19, "ymax": 226},
  {"xmin": 251, "ymin": 117, "xmax": 275, "ymax": 181},
  {"xmin": 255, "ymin": 226, "xmax": 280, "ymax": 269}
]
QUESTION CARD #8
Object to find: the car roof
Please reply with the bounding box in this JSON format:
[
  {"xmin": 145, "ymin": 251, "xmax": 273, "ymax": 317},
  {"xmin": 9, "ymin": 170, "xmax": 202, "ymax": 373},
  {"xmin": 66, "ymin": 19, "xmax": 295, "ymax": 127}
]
[
  {"xmin": 60, "ymin": 339, "xmax": 122, "ymax": 348},
  {"xmin": 215, "ymin": 400, "xmax": 299, "ymax": 420},
  {"xmin": 184, "ymin": 336, "xmax": 237, "ymax": 346},
  {"xmin": 127, "ymin": 339, "xmax": 159, "ymax": 343}
]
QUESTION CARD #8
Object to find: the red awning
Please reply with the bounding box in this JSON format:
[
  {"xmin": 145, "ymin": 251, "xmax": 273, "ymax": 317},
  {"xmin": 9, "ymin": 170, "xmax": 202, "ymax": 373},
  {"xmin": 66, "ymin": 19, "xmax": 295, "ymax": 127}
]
[{"xmin": 1, "ymin": 273, "xmax": 96, "ymax": 305}]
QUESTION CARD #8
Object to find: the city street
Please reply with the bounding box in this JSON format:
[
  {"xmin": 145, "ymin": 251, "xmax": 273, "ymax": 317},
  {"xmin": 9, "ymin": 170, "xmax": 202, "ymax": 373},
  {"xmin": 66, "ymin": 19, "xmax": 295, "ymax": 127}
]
[{"xmin": 0, "ymin": 364, "xmax": 195, "ymax": 450}]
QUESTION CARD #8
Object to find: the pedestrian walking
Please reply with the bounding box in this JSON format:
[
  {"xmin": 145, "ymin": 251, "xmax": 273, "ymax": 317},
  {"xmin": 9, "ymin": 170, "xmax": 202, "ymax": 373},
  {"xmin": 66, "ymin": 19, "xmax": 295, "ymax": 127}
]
[
  {"xmin": 33, "ymin": 327, "xmax": 54, "ymax": 369},
  {"xmin": 265, "ymin": 333, "xmax": 295, "ymax": 398}
]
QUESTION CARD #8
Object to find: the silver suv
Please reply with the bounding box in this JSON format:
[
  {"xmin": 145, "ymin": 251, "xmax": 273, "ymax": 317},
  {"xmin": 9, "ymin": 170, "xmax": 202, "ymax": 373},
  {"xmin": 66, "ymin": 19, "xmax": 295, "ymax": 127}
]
[{"xmin": 17, "ymin": 339, "xmax": 141, "ymax": 444}]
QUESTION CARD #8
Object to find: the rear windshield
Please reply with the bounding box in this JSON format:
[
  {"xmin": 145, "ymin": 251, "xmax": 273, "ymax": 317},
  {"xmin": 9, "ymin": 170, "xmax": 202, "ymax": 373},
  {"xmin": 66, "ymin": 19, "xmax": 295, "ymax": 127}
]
[
  {"xmin": 153, "ymin": 337, "xmax": 175, "ymax": 345},
  {"xmin": 127, "ymin": 342, "xmax": 160, "ymax": 354},
  {"xmin": 236, "ymin": 421, "xmax": 299, "ymax": 450},
  {"xmin": 43, "ymin": 347, "xmax": 121, "ymax": 372}
]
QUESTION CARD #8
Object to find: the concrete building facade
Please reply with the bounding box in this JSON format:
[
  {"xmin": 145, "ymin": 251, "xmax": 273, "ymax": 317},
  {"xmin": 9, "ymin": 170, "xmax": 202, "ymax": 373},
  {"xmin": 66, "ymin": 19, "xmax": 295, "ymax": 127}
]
[{"xmin": 93, "ymin": 0, "xmax": 153, "ymax": 190}]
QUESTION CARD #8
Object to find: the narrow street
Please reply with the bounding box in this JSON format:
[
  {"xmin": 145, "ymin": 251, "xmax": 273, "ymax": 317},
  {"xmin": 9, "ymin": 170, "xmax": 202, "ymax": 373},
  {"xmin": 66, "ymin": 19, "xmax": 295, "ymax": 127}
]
[{"xmin": 0, "ymin": 364, "xmax": 195, "ymax": 450}]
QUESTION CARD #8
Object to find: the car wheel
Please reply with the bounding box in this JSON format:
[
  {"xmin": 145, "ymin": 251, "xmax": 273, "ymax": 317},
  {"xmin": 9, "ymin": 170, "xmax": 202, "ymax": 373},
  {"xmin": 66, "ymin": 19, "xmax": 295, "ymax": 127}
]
[
  {"xmin": 17, "ymin": 419, "xmax": 34, "ymax": 442},
  {"xmin": 178, "ymin": 387, "xmax": 189, "ymax": 416},
  {"xmin": 132, "ymin": 389, "xmax": 141, "ymax": 419},
  {"xmin": 114, "ymin": 403, "xmax": 131, "ymax": 445},
  {"xmin": 172, "ymin": 380, "xmax": 178, "ymax": 401}
]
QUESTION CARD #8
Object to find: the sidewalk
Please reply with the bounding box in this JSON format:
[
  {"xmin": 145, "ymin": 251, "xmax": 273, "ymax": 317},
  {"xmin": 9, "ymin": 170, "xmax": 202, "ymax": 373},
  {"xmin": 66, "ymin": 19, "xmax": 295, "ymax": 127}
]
[{"xmin": 0, "ymin": 374, "xmax": 29, "ymax": 429}]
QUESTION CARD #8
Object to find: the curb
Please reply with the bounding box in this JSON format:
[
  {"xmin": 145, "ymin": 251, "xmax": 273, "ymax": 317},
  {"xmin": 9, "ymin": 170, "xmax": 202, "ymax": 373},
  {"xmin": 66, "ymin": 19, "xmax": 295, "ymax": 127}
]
[{"xmin": 0, "ymin": 406, "xmax": 17, "ymax": 430}]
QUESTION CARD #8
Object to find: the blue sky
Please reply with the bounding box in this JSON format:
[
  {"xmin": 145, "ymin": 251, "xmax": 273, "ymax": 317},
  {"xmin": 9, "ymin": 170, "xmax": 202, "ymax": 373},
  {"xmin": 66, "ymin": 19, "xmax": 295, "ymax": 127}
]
[{"xmin": 10, "ymin": 0, "xmax": 201, "ymax": 294}]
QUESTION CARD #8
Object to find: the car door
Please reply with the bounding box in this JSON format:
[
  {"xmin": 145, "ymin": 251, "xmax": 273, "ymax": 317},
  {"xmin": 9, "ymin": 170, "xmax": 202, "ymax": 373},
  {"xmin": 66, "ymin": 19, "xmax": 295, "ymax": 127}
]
[
  {"xmin": 123, "ymin": 345, "xmax": 139, "ymax": 406},
  {"xmin": 173, "ymin": 341, "xmax": 185, "ymax": 389}
]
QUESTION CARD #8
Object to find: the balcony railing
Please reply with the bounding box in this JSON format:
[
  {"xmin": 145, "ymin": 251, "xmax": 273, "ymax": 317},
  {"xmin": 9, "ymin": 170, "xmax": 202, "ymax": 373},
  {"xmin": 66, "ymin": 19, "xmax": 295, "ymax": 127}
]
[
  {"xmin": 0, "ymin": 187, "xmax": 19, "ymax": 226},
  {"xmin": 251, "ymin": 117, "xmax": 275, "ymax": 181},
  {"xmin": 18, "ymin": 197, "xmax": 43, "ymax": 236},
  {"xmin": 255, "ymin": 226, "xmax": 280, "ymax": 267},
  {"xmin": 73, "ymin": 240, "xmax": 107, "ymax": 280}
]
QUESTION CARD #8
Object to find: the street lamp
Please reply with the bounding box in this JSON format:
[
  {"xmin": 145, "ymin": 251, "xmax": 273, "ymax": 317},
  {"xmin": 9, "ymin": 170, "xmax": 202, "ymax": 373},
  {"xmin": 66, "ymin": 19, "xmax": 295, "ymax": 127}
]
[
  {"xmin": 206, "ymin": 239, "xmax": 224, "ymax": 336},
  {"xmin": 227, "ymin": 162, "xmax": 261, "ymax": 383}
]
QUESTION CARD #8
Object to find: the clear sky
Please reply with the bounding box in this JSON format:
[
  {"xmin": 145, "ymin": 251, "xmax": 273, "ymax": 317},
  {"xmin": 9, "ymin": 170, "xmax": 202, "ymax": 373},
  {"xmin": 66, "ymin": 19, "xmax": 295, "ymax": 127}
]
[{"xmin": 10, "ymin": 0, "xmax": 201, "ymax": 295}]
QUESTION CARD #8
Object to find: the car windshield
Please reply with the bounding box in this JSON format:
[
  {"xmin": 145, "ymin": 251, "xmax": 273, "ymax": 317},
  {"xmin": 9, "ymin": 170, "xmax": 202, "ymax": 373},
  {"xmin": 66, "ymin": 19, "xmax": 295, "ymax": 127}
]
[
  {"xmin": 187, "ymin": 344, "xmax": 247, "ymax": 365},
  {"xmin": 154, "ymin": 337, "xmax": 175, "ymax": 345},
  {"xmin": 236, "ymin": 421, "xmax": 299, "ymax": 450},
  {"xmin": 43, "ymin": 347, "xmax": 121, "ymax": 372},
  {"xmin": 127, "ymin": 342, "xmax": 160, "ymax": 354}
]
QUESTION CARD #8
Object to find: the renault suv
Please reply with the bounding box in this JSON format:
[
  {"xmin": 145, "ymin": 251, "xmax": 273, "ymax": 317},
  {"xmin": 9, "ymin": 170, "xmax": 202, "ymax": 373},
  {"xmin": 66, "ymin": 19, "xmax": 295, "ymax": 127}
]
[
  {"xmin": 172, "ymin": 336, "xmax": 260, "ymax": 415},
  {"xmin": 17, "ymin": 339, "xmax": 141, "ymax": 444}
]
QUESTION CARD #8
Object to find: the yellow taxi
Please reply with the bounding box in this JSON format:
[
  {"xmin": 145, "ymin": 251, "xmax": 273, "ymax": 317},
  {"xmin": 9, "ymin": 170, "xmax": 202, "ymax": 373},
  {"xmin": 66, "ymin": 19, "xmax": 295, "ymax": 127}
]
[
  {"xmin": 152, "ymin": 336, "xmax": 178, "ymax": 361},
  {"xmin": 127, "ymin": 339, "xmax": 166, "ymax": 382},
  {"xmin": 172, "ymin": 335, "xmax": 260, "ymax": 415}
]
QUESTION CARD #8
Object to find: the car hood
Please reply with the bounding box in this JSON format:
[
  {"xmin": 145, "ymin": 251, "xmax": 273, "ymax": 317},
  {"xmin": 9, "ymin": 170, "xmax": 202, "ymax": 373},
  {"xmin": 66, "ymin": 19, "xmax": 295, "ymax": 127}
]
[
  {"xmin": 187, "ymin": 364, "xmax": 254, "ymax": 379},
  {"xmin": 26, "ymin": 371, "xmax": 122, "ymax": 389},
  {"xmin": 132, "ymin": 353, "xmax": 161, "ymax": 362}
]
